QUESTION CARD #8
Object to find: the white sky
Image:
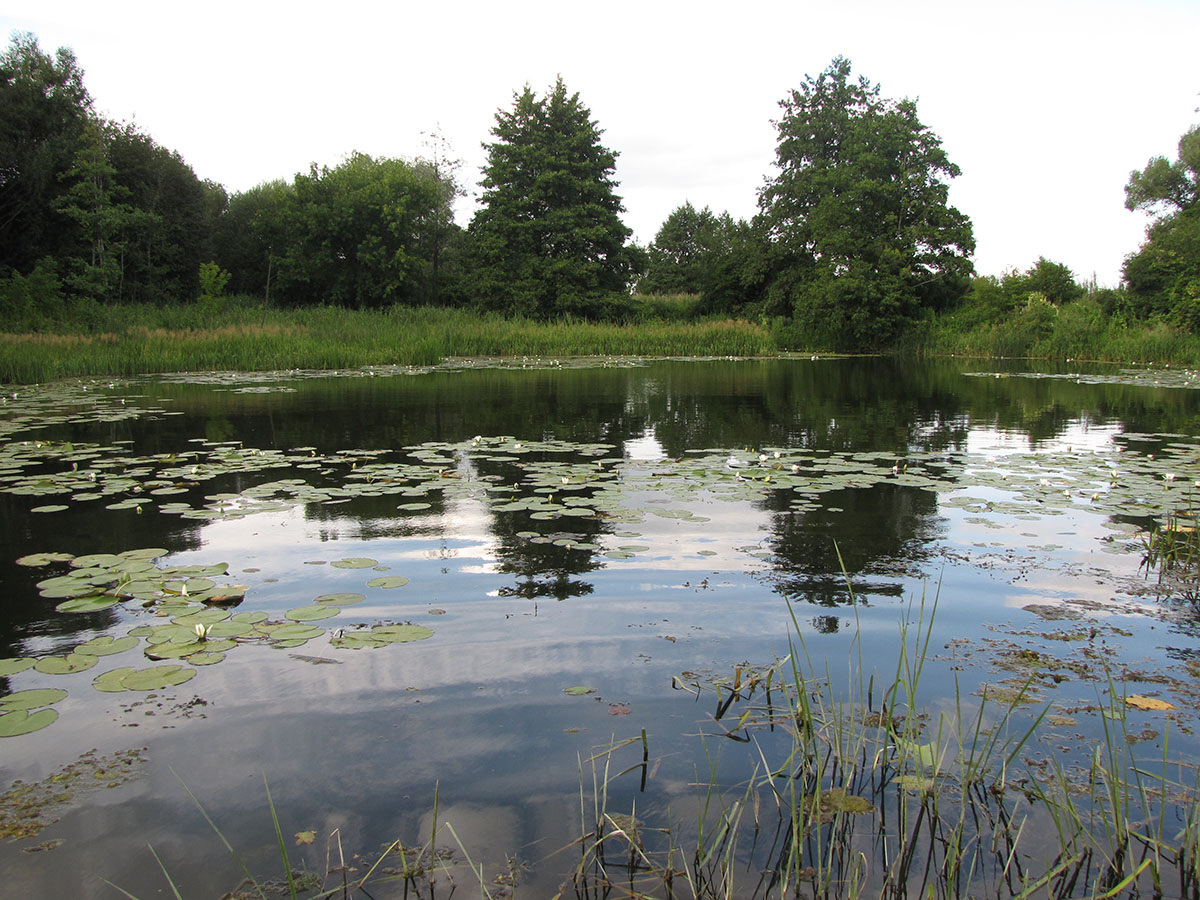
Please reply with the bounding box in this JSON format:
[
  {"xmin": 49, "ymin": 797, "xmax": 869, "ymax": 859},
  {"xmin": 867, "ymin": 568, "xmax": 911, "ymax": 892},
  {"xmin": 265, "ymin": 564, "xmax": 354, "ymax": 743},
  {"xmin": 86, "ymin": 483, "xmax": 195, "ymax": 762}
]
[{"xmin": 4, "ymin": 0, "xmax": 1197, "ymax": 287}]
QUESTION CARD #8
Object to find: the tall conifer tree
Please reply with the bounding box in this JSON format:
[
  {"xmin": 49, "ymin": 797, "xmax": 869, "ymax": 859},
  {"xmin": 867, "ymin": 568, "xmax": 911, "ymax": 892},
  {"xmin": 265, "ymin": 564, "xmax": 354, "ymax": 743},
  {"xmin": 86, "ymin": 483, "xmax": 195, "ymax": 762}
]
[{"xmin": 468, "ymin": 78, "xmax": 633, "ymax": 319}]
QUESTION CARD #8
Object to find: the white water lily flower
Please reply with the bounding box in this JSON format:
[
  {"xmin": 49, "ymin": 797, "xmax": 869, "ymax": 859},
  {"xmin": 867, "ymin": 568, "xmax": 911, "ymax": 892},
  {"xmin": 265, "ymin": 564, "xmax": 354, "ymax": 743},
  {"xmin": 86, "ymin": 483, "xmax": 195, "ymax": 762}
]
[{"xmin": 193, "ymin": 623, "xmax": 211, "ymax": 641}]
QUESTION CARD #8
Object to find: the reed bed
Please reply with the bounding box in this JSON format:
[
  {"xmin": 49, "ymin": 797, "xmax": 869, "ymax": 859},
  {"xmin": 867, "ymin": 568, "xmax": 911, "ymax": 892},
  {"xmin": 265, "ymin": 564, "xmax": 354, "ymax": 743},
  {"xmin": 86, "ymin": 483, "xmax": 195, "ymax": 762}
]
[
  {"xmin": 913, "ymin": 310, "xmax": 1200, "ymax": 367},
  {"xmin": 0, "ymin": 302, "xmax": 775, "ymax": 383},
  {"xmin": 559, "ymin": 597, "xmax": 1200, "ymax": 900}
]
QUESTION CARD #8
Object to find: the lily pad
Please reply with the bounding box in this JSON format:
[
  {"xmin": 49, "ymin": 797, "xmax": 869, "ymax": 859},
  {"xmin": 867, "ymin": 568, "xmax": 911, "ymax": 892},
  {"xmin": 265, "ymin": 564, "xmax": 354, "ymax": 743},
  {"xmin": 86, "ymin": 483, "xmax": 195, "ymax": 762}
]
[
  {"xmin": 259, "ymin": 623, "xmax": 325, "ymax": 642},
  {"xmin": 34, "ymin": 653, "xmax": 99, "ymax": 675},
  {"xmin": 119, "ymin": 547, "xmax": 169, "ymax": 561},
  {"xmin": 0, "ymin": 708, "xmax": 58, "ymax": 737},
  {"xmin": 70, "ymin": 553, "xmax": 123, "ymax": 569},
  {"xmin": 172, "ymin": 608, "xmax": 231, "ymax": 627},
  {"xmin": 329, "ymin": 633, "xmax": 387, "ymax": 650},
  {"xmin": 76, "ymin": 635, "xmax": 139, "ymax": 657},
  {"xmin": 364, "ymin": 624, "xmax": 433, "ymax": 644},
  {"xmin": 121, "ymin": 665, "xmax": 196, "ymax": 691},
  {"xmin": 331, "ymin": 557, "xmax": 379, "ymax": 569},
  {"xmin": 15, "ymin": 552, "xmax": 74, "ymax": 567},
  {"xmin": 0, "ymin": 658, "xmax": 36, "ymax": 677},
  {"xmin": 563, "ymin": 686, "xmax": 595, "ymax": 696},
  {"xmin": 313, "ymin": 593, "xmax": 365, "ymax": 606},
  {"xmin": 286, "ymin": 605, "xmax": 339, "ymax": 621},
  {"xmin": 365, "ymin": 576, "xmax": 410, "ymax": 589},
  {"xmin": 93, "ymin": 667, "xmax": 137, "ymax": 692},
  {"xmin": 0, "ymin": 688, "xmax": 68, "ymax": 710},
  {"xmin": 187, "ymin": 652, "xmax": 226, "ymax": 666}
]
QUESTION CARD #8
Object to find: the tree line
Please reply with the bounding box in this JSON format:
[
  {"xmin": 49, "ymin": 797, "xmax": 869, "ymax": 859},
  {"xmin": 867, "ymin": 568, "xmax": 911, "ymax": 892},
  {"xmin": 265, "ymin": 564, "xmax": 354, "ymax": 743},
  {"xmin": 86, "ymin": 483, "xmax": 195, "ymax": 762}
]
[{"xmin": 2, "ymin": 32, "xmax": 1197, "ymax": 349}]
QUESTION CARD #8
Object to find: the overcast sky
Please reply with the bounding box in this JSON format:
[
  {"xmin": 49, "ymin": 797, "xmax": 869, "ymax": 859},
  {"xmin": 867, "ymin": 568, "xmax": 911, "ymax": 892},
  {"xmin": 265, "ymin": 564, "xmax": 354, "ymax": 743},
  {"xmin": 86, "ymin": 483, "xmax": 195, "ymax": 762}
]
[{"xmin": 4, "ymin": 0, "xmax": 1197, "ymax": 286}]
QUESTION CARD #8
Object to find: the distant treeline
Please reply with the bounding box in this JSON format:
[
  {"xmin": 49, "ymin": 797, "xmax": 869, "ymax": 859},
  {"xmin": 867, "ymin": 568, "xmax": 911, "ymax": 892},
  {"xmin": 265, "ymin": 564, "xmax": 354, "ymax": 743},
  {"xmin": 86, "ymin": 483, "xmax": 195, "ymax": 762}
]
[{"xmin": 2, "ymin": 33, "xmax": 1197, "ymax": 353}]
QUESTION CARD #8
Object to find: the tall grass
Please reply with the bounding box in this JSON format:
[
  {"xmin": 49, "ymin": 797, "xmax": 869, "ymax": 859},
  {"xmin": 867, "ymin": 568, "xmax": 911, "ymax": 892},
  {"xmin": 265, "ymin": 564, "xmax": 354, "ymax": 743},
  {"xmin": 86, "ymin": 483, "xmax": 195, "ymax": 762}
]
[
  {"xmin": 0, "ymin": 299, "xmax": 775, "ymax": 384},
  {"xmin": 564, "ymin": 593, "xmax": 1200, "ymax": 899},
  {"xmin": 914, "ymin": 299, "xmax": 1200, "ymax": 366}
]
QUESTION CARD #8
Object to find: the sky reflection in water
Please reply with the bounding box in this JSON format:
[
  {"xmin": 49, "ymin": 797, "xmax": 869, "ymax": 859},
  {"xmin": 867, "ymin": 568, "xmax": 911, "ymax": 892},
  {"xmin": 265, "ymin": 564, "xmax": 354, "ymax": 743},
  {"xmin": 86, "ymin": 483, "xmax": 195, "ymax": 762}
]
[{"xmin": 1, "ymin": 358, "xmax": 1199, "ymax": 897}]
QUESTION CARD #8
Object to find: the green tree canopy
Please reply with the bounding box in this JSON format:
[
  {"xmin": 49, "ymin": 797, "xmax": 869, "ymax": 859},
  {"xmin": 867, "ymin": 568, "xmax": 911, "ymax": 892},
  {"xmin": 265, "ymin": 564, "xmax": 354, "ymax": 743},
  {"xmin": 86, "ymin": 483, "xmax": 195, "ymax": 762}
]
[
  {"xmin": 640, "ymin": 202, "xmax": 739, "ymax": 295},
  {"xmin": 467, "ymin": 78, "xmax": 634, "ymax": 319},
  {"xmin": 1125, "ymin": 126, "xmax": 1200, "ymax": 217},
  {"xmin": 273, "ymin": 152, "xmax": 449, "ymax": 308},
  {"xmin": 757, "ymin": 57, "xmax": 974, "ymax": 347},
  {"xmin": 0, "ymin": 32, "xmax": 93, "ymax": 273},
  {"xmin": 1123, "ymin": 123, "xmax": 1200, "ymax": 328}
]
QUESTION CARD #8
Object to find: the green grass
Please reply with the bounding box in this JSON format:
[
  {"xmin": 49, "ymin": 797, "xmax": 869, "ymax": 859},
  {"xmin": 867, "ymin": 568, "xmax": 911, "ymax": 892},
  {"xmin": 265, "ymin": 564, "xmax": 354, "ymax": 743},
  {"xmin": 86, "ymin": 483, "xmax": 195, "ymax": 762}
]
[
  {"xmin": 913, "ymin": 299, "xmax": 1200, "ymax": 366},
  {"xmin": 9, "ymin": 293, "xmax": 1200, "ymax": 384},
  {"xmin": 563, "ymin": 593, "xmax": 1200, "ymax": 899},
  {"xmin": 0, "ymin": 299, "xmax": 776, "ymax": 384}
]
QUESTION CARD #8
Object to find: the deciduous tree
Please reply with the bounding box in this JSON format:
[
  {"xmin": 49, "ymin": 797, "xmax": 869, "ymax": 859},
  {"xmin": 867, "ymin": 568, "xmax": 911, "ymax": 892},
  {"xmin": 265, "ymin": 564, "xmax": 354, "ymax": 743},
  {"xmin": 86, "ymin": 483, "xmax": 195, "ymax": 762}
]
[
  {"xmin": 0, "ymin": 33, "xmax": 93, "ymax": 273},
  {"xmin": 758, "ymin": 57, "xmax": 974, "ymax": 347},
  {"xmin": 640, "ymin": 202, "xmax": 738, "ymax": 295},
  {"xmin": 1123, "ymin": 124, "xmax": 1200, "ymax": 327}
]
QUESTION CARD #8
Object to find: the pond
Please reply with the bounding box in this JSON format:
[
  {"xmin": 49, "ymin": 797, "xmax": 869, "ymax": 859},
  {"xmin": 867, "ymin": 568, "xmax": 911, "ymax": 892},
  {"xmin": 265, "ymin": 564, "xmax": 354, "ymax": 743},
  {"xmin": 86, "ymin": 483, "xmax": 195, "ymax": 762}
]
[{"xmin": 1, "ymin": 356, "xmax": 1199, "ymax": 898}]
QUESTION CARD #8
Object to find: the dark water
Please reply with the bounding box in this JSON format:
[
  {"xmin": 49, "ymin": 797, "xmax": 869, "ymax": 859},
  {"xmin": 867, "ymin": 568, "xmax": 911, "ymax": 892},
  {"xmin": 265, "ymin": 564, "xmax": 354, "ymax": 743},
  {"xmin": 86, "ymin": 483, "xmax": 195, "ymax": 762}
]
[{"xmin": 1, "ymin": 357, "xmax": 1199, "ymax": 897}]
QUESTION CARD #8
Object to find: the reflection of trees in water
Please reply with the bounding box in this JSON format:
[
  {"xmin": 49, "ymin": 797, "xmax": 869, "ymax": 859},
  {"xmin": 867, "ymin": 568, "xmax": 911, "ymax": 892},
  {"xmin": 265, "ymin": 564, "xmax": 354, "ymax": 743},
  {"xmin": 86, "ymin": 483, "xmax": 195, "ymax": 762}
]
[
  {"xmin": 486, "ymin": 505, "xmax": 605, "ymax": 605},
  {"xmin": 644, "ymin": 358, "xmax": 972, "ymax": 456},
  {"xmin": 759, "ymin": 483, "xmax": 945, "ymax": 608},
  {"xmin": 0, "ymin": 494, "xmax": 204, "ymax": 658}
]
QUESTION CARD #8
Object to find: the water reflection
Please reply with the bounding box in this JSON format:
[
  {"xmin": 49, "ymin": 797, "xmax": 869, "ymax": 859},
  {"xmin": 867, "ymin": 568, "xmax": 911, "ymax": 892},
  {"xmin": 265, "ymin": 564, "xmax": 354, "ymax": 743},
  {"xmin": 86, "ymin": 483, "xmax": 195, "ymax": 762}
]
[{"xmin": 3, "ymin": 358, "xmax": 1200, "ymax": 897}]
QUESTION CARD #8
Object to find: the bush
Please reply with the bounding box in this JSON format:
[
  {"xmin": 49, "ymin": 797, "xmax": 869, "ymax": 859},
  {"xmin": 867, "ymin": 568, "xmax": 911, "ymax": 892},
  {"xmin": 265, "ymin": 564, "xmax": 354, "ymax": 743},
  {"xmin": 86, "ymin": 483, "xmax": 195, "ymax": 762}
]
[{"xmin": 0, "ymin": 258, "xmax": 67, "ymax": 330}]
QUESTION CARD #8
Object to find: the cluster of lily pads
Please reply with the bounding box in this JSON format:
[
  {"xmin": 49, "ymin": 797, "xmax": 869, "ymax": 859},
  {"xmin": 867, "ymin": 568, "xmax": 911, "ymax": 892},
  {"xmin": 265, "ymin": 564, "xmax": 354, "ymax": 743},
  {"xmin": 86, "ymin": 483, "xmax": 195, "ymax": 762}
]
[
  {"xmin": 0, "ymin": 549, "xmax": 434, "ymax": 737},
  {"xmin": 3, "ymin": 379, "xmax": 1198, "ymax": 558}
]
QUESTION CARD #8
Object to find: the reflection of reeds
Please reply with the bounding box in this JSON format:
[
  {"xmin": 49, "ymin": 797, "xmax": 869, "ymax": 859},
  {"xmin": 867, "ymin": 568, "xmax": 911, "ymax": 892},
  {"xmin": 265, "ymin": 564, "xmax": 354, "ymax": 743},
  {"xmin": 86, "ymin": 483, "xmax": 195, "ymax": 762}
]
[
  {"xmin": 107, "ymin": 597, "xmax": 1200, "ymax": 899},
  {"xmin": 565, "ymin": 595, "xmax": 1200, "ymax": 899},
  {"xmin": 1142, "ymin": 508, "xmax": 1200, "ymax": 596}
]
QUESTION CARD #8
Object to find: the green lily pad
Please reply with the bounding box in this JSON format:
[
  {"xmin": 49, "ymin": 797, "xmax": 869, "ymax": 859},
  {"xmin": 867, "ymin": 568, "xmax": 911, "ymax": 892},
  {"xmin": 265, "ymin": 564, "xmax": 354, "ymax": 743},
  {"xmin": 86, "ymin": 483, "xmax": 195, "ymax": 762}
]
[
  {"xmin": 93, "ymin": 667, "xmax": 136, "ymax": 692},
  {"xmin": 206, "ymin": 620, "xmax": 254, "ymax": 638},
  {"xmin": 563, "ymin": 686, "xmax": 595, "ymax": 696},
  {"xmin": 40, "ymin": 578, "xmax": 110, "ymax": 600},
  {"xmin": 55, "ymin": 595, "xmax": 121, "ymax": 613},
  {"xmin": 231, "ymin": 610, "xmax": 268, "ymax": 624},
  {"xmin": 331, "ymin": 557, "xmax": 379, "ymax": 569},
  {"xmin": 31, "ymin": 505, "xmax": 69, "ymax": 513},
  {"xmin": 0, "ymin": 688, "xmax": 68, "ymax": 710},
  {"xmin": 0, "ymin": 708, "xmax": 58, "ymax": 737},
  {"xmin": 365, "ymin": 576, "xmax": 410, "ymax": 589},
  {"xmin": 330, "ymin": 633, "xmax": 387, "ymax": 650},
  {"xmin": 145, "ymin": 641, "xmax": 206, "ymax": 660},
  {"xmin": 0, "ymin": 658, "xmax": 36, "ymax": 677},
  {"xmin": 15, "ymin": 552, "xmax": 74, "ymax": 567},
  {"xmin": 34, "ymin": 653, "xmax": 98, "ymax": 675},
  {"xmin": 172, "ymin": 608, "xmax": 231, "ymax": 627},
  {"xmin": 119, "ymin": 547, "xmax": 169, "ymax": 561},
  {"xmin": 70, "ymin": 553, "xmax": 123, "ymax": 569},
  {"xmin": 371, "ymin": 624, "xmax": 433, "ymax": 643},
  {"xmin": 164, "ymin": 577, "xmax": 216, "ymax": 595},
  {"xmin": 77, "ymin": 635, "xmax": 139, "ymax": 657},
  {"xmin": 286, "ymin": 605, "xmax": 339, "ymax": 621},
  {"xmin": 313, "ymin": 593, "xmax": 365, "ymax": 606},
  {"xmin": 121, "ymin": 665, "xmax": 196, "ymax": 691},
  {"xmin": 187, "ymin": 651, "xmax": 226, "ymax": 666},
  {"xmin": 259, "ymin": 623, "xmax": 325, "ymax": 642}
]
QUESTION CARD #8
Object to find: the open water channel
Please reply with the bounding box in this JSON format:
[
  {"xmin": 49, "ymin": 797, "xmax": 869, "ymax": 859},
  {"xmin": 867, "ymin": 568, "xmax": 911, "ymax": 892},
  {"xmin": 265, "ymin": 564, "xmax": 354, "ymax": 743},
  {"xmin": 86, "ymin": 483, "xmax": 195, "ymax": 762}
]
[{"xmin": 1, "ymin": 356, "xmax": 1200, "ymax": 898}]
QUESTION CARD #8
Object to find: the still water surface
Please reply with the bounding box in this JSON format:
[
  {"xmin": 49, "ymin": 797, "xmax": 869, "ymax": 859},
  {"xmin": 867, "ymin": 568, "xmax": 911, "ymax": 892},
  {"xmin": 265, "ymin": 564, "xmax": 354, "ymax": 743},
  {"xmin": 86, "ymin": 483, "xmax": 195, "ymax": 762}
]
[{"xmin": 1, "ymin": 356, "xmax": 1199, "ymax": 896}]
